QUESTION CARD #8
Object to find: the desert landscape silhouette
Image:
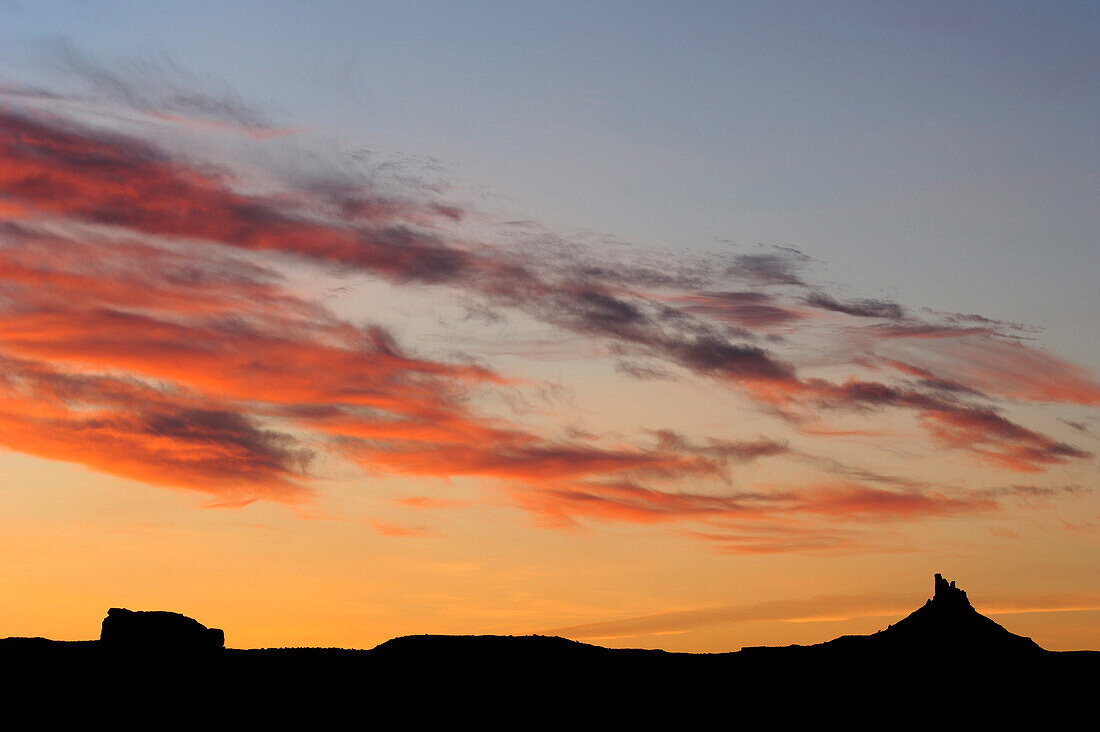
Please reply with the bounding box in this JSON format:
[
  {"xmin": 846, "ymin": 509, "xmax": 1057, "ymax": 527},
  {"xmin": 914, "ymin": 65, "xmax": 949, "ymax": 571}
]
[{"xmin": 2, "ymin": 574, "xmax": 1095, "ymax": 720}]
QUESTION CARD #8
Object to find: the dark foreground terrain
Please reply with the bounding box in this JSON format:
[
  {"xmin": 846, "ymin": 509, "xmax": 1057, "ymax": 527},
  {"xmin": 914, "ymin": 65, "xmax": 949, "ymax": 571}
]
[{"xmin": 2, "ymin": 575, "xmax": 1095, "ymax": 721}]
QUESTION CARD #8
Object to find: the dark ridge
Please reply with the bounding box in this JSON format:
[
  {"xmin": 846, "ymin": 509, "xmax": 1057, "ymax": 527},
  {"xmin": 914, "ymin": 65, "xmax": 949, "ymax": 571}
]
[
  {"xmin": 369, "ymin": 632, "xmax": 674, "ymax": 661},
  {"xmin": 2, "ymin": 576, "xmax": 1096, "ymax": 721}
]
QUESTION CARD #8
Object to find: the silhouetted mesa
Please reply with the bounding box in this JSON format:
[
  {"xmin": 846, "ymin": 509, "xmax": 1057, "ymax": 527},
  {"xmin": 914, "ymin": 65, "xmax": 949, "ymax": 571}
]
[{"xmin": 100, "ymin": 608, "xmax": 224, "ymax": 654}]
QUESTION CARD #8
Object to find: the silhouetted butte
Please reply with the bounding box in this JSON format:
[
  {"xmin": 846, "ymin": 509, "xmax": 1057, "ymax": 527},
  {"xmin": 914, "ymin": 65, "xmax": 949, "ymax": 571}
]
[{"xmin": 100, "ymin": 607, "xmax": 224, "ymax": 654}]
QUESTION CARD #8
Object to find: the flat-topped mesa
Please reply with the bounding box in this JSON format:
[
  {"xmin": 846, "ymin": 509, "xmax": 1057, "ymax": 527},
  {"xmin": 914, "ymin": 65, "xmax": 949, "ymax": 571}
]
[
  {"xmin": 931, "ymin": 573, "xmax": 970, "ymax": 608},
  {"xmin": 100, "ymin": 608, "xmax": 224, "ymax": 654}
]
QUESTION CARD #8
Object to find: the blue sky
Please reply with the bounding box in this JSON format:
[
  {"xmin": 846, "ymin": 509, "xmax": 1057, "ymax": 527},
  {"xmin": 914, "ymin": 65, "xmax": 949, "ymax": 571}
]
[{"xmin": 6, "ymin": 1, "xmax": 1094, "ymax": 358}]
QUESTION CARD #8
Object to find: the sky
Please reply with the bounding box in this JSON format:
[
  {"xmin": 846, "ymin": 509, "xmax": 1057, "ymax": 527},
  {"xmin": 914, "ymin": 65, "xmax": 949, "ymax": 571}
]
[{"xmin": 0, "ymin": 1, "xmax": 1098, "ymax": 652}]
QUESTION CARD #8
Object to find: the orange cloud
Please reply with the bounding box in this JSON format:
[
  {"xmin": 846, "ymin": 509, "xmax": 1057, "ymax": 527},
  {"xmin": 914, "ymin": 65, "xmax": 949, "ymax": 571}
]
[
  {"xmin": 365, "ymin": 519, "xmax": 435, "ymax": 538},
  {"xmin": 0, "ymin": 92, "xmax": 1092, "ymax": 552},
  {"xmin": 500, "ymin": 478, "xmax": 995, "ymax": 534},
  {"xmin": 0, "ymin": 357, "xmax": 309, "ymax": 503},
  {"xmin": 885, "ymin": 337, "xmax": 1100, "ymax": 406},
  {"xmin": 792, "ymin": 379, "xmax": 1093, "ymax": 473},
  {"xmin": 0, "ymin": 108, "xmax": 475, "ymax": 282}
]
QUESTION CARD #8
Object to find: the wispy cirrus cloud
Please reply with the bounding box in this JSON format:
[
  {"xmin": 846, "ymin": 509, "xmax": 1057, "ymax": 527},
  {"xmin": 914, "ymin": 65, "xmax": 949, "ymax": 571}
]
[
  {"xmin": 544, "ymin": 589, "xmax": 1100, "ymax": 641},
  {"xmin": 0, "ymin": 49, "xmax": 1095, "ymax": 550},
  {"xmin": 546, "ymin": 592, "xmax": 920, "ymax": 640},
  {"xmin": 504, "ymin": 478, "xmax": 997, "ymax": 538},
  {"xmin": 0, "ymin": 356, "xmax": 311, "ymax": 503},
  {"xmin": 795, "ymin": 380, "xmax": 1093, "ymax": 473},
  {"xmin": 675, "ymin": 290, "xmax": 805, "ymax": 329},
  {"xmin": 5, "ymin": 39, "xmax": 294, "ymax": 138},
  {"xmin": 804, "ymin": 292, "xmax": 906, "ymax": 320},
  {"xmin": 0, "ymin": 219, "xmax": 752, "ymax": 508}
]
